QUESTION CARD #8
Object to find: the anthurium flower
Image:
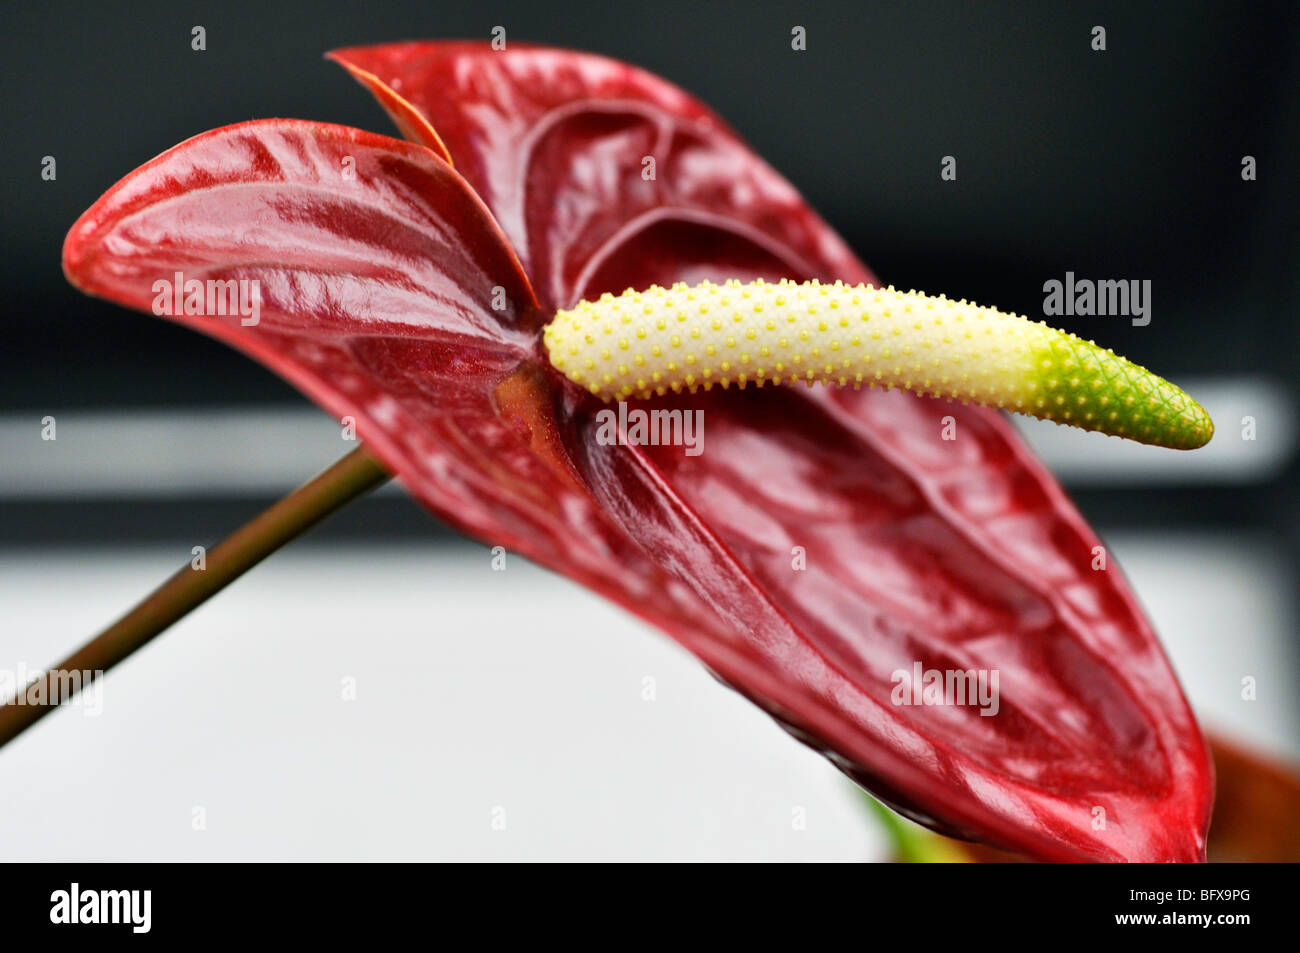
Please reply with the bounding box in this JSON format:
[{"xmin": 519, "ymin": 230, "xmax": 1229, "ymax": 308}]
[{"xmin": 61, "ymin": 41, "xmax": 1212, "ymax": 861}]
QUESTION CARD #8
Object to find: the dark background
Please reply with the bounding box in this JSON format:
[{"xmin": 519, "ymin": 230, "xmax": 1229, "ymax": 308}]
[{"xmin": 2, "ymin": 0, "xmax": 1297, "ymax": 542}]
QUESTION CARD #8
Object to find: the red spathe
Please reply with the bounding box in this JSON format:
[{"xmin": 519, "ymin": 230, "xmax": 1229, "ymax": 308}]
[{"xmin": 62, "ymin": 41, "xmax": 1212, "ymax": 861}]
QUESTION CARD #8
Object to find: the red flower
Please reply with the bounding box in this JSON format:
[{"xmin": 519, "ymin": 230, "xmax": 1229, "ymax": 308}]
[{"xmin": 62, "ymin": 41, "xmax": 1211, "ymax": 861}]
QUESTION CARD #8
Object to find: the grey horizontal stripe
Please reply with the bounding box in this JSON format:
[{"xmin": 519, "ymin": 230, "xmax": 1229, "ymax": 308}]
[
  {"xmin": 0, "ymin": 377, "xmax": 1290, "ymax": 497},
  {"xmin": 0, "ymin": 407, "xmax": 403, "ymax": 498}
]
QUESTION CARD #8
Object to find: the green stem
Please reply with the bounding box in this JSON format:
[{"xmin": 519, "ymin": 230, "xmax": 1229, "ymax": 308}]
[{"xmin": 0, "ymin": 445, "xmax": 390, "ymax": 750}]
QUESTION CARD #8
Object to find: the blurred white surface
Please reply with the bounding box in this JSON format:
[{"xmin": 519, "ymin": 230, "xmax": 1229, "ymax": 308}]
[
  {"xmin": 0, "ymin": 532, "xmax": 1293, "ymax": 861},
  {"xmin": 0, "ymin": 544, "xmax": 883, "ymax": 861},
  {"xmin": 1114, "ymin": 533, "xmax": 1299, "ymax": 753}
]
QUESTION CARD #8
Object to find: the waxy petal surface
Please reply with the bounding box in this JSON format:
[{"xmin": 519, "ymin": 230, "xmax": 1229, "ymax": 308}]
[
  {"xmin": 65, "ymin": 46, "xmax": 1213, "ymax": 861},
  {"xmin": 327, "ymin": 42, "xmax": 1212, "ymax": 860},
  {"xmin": 328, "ymin": 42, "xmax": 872, "ymax": 310}
]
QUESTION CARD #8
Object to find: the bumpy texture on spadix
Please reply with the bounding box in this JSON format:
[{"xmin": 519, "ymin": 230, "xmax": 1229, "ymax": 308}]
[{"xmin": 544, "ymin": 279, "xmax": 1214, "ymax": 450}]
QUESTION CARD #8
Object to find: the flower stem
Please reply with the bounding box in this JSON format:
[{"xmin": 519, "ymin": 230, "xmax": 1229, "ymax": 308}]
[{"xmin": 0, "ymin": 445, "xmax": 390, "ymax": 750}]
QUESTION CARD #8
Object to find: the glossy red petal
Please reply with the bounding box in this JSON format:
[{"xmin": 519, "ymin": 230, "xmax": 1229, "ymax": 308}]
[
  {"xmin": 60, "ymin": 120, "xmax": 606, "ymax": 564},
  {"xmin": 326, "ymin": 42, "xmax": 1212, "ymax": 860},
  {"xmin": 581, "ymin": 387, "xmax": 1213, "ymax": 861},
  {"xmin": 58, "ymin": 119, "xmax": 863, "ymax": 765},
  {"xmin": 66, "ymin": 50, "xmax": 1212, "ymax": 860},
  {"xmin": 327, "ymin": 41, "xmax": 873, "ymax": 310}
]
